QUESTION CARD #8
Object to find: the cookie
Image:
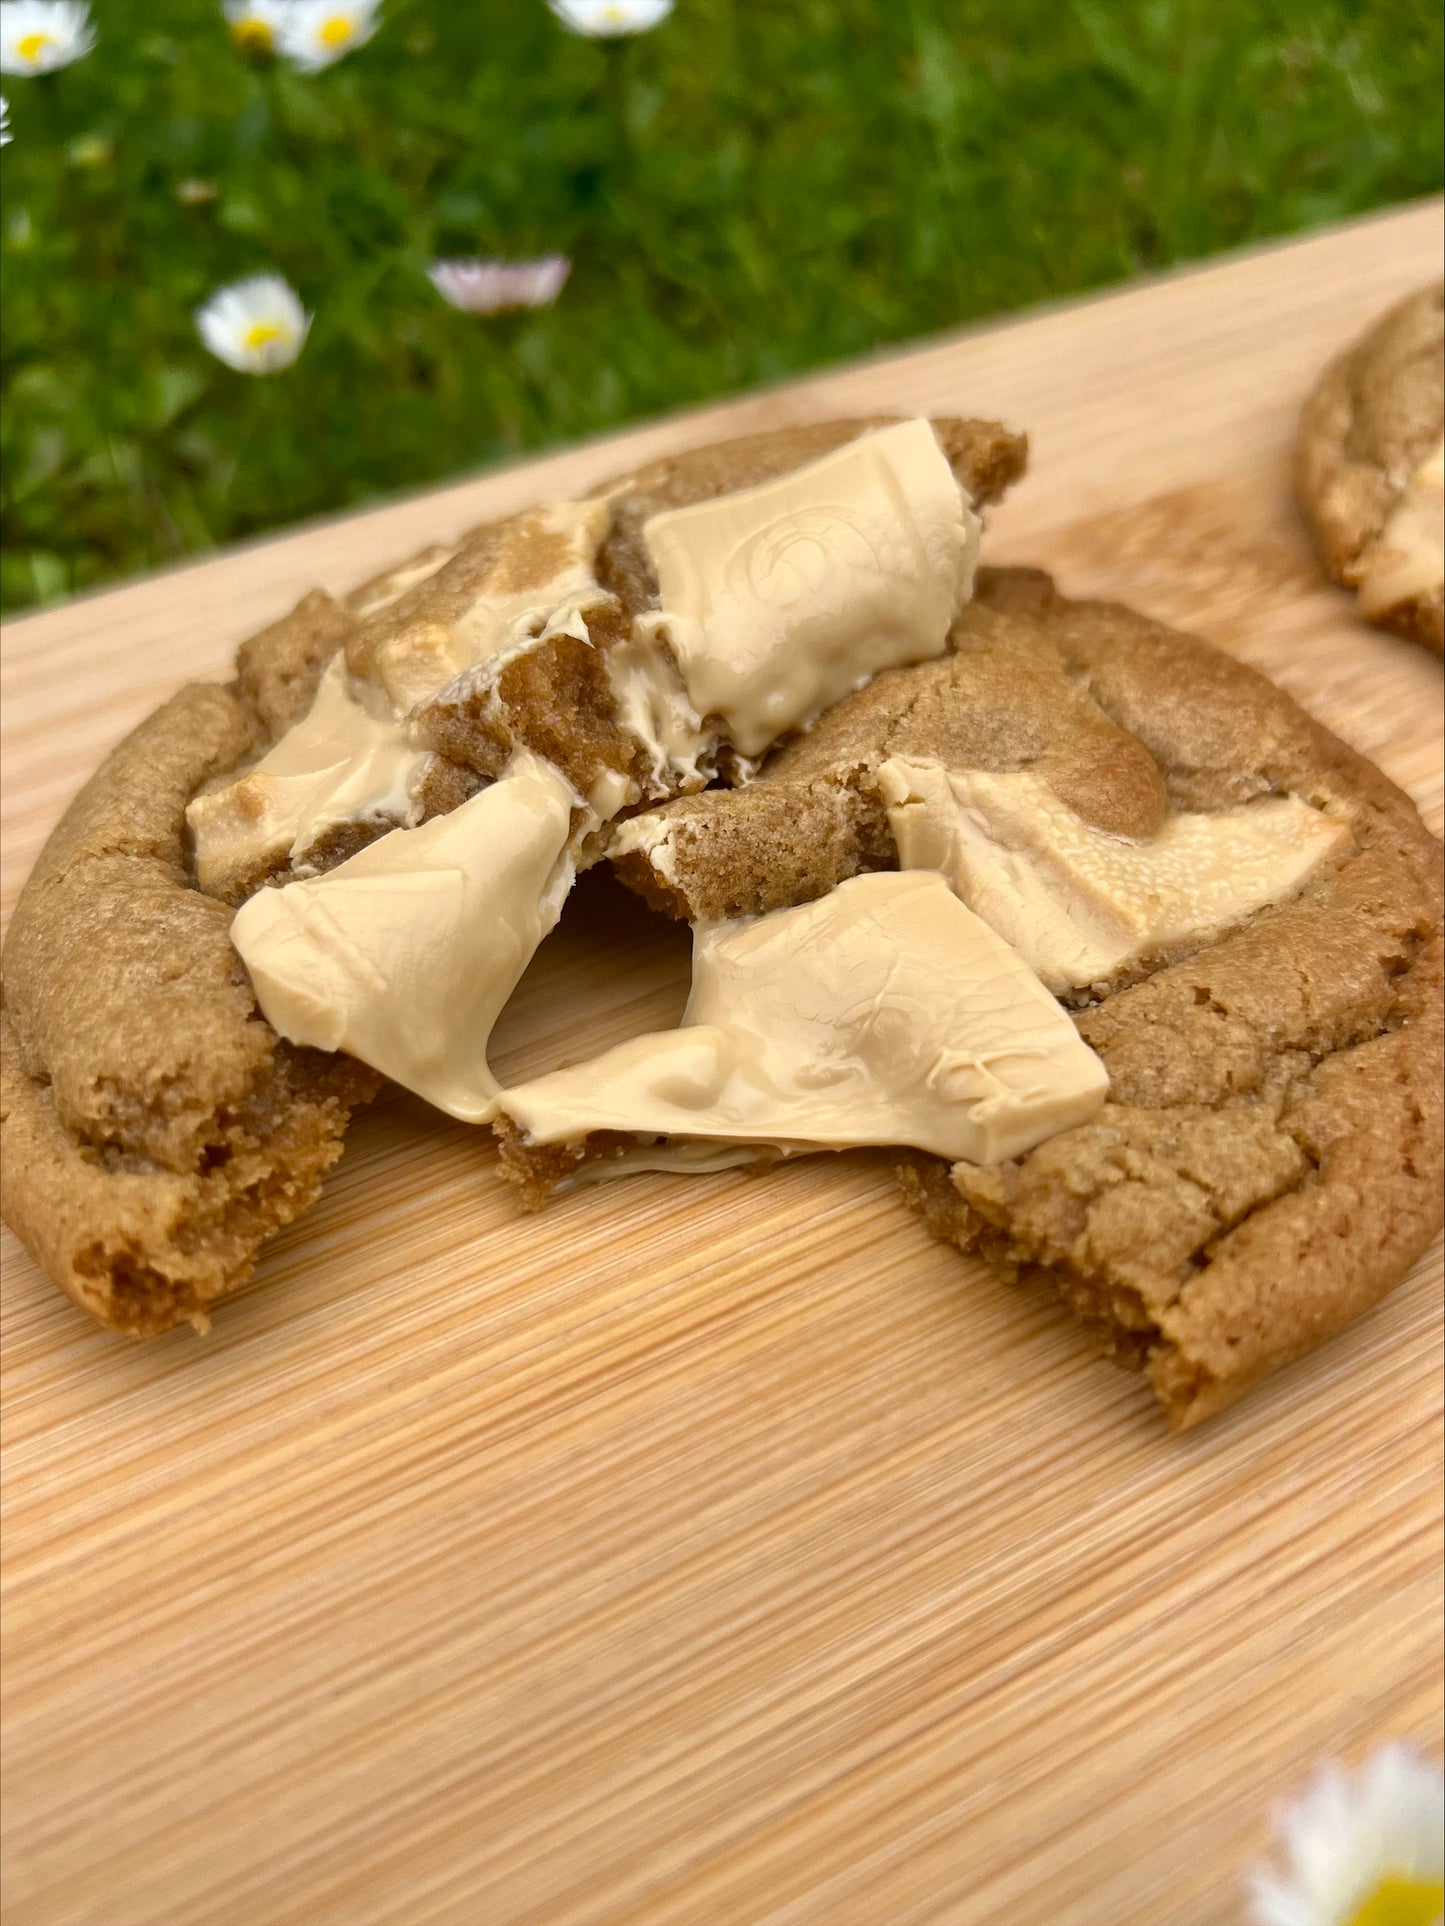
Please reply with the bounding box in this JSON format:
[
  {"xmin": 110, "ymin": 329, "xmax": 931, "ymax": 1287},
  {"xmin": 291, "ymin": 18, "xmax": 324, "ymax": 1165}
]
[
  {"xmin": 0, "ymin": 676, "xmax": 380, "ymax": 1336},
  {"xmin": 605, "ymin": 587, "xmax": 1170, "ymax": 926},
  {"xmin": 499, "ymin": 569, "xmax": 1443, "ymax": 1429},
  {"xmin": 408, "ymin": 416, "xmax": 1025, "ymax": 800},
  {"xmin": 1, "ymin": 415, "xmax": 1024, "ymax": 1335},
  {"xmin": 1296, "ymin": 282, "xmax": 1444, "ymax": 655}
]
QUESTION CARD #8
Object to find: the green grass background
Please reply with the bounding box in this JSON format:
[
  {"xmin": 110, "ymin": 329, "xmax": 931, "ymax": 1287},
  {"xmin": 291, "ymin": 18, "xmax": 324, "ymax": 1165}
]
[{"xmin": 2, "ymin": 0, "xmax": 1441, "ymax": 613}]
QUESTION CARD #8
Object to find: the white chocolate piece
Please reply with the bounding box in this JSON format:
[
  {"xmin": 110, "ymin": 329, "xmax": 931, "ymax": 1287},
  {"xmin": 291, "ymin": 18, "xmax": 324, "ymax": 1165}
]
[
  {"xmin": 347, "ymin": 544, "xmax": 457, "ymax": 617},
  {"xmin": 232, "ymin": 753, "xmax": 579, "ymax": 1123},
  {"xmin": 188, "ymin": 657, "xmax": 433, "ymax": 894},
  {"xmin": 1355, "ymin": 439, "xmax": 1445, "ymax": 619},
  {"xmin": 606, "ymin": 804, "xmax": 685, "ymax": 884},
  {"xmin": 602, "ymin": 629, "xmax": 713, "ymax": 799},
  {"xmin": 879, "ymin": 760, "xmax": 1351, "ymax": 992},
  {"xmin": 640, "ymin": 419, "xmax": 979, "ymax": 756},
  {"xmin": 370, "ymin": 499, "xmax": 612, "ymax": 713},
  {"xmin": 202, "ymin": 423, "xmax": 974, "ymax": 897},
  {"xmin": 499, "ymin": 871, "xmax": 1108, "ymax": 1166},
  {"xmin": 195, "ymin": 503, "xmax": 612, "ymax": 890}
]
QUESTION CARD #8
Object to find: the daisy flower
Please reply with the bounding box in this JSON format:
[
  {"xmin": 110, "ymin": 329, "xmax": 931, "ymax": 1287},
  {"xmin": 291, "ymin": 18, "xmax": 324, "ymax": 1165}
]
[
  {"xmin": 428, "ymin": 256, "xmax": 571, "ymax": 315},
  {"xmin": 195, "ymin": 275, "xmax": 312, "ymax": 374},
  {"xmin": 1250, "ymin": 1744, "xmax": 1444, "ymax": 1926},
  {"xmin": 0, "ymin": 95, "xmax": 9, "ymax": 142},
  {"xmin": 276, "ymin": 0, "xmax": 379, "ymax": 71},
  {"xmin": 221, "ymin": 0, "xmax": 291, "ymax": 58},
  {"xmin": 0, "ymin": 1, "xmax": 96, "ymax": 75},
  {"xmin": 548, "ymin": 0, "xmax": 673, "ymax": 36}
]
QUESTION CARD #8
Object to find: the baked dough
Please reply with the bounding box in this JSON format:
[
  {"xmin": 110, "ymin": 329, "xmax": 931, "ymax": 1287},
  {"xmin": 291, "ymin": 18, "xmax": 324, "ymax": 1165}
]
[
  {"xmin": 499, "ymin": 568, "xmax": 1443, "ymax": 1430},
  {"xmin": 0, "ymin": 416, "xmax": 1024, "ymax": 1335},
  {"xmin": 1296, "ymin": 282, "xmax": 1444, "ymax": 655}
]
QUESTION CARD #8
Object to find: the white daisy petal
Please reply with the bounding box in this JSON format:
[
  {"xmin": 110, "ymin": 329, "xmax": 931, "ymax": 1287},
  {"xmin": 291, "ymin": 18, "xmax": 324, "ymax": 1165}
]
[
  {"xmin": 0, "ymin": 1, "xmax": 96, "ymax": 75},
  {"xmin": 428, "ymin": 256, "xmax": 571, "ymax": 315},
  {"xmin": 0, "ymin": 93, "xmax": 10, "ymax": 141},
  {"xmin": 195, "ymin": 274, "xmax": 311, "ymax": 374},
  {"xmin": 548, "ymin": 0, "xmax": 673, "ymax": 38},
  {"xmin": 1247, "ymin": 1881, "xmax": 1316, "ymax": 1926},
  {"xmin": 221, "ymin": 0, "xmax": 292, "ymax": 57},
  {"xmin": 276, "ymin": 0, "xmax": 380, "ymax": 72},
  {"xmin": 1249, "ymin": 1745, "xmax": 1445, "ymax": 1926}
]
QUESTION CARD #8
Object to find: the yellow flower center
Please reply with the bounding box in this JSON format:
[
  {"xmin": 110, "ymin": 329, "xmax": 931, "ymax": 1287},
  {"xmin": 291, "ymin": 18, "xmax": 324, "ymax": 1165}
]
[
  {"xmin": 602, "ymin": 3, "xmax": 628, "ymax": 19},
  {"xmin": 243, "ymin": 323, "xmax": 285, "ymax": 351},
  {"xmin": 319, "ymin": 15, "xmax": 355, "ymax": 46},
  {"xmin": 16, "ymin": 30, "xmax": 57, "ymax": 62},
  {"xmin": 1348, "ymin": 1876, "xmax": 1445, "ymax": 1926},
  {"xmin": 230, "ymin": 18, "xmax": 274, "ymax": 53}
]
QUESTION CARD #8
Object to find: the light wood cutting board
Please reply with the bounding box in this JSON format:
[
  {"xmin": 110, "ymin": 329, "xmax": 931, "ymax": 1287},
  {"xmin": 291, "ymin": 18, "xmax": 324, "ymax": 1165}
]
[{"xmin": 2, "ymin": 201, "xmax": 1442, "ymax": 1926}]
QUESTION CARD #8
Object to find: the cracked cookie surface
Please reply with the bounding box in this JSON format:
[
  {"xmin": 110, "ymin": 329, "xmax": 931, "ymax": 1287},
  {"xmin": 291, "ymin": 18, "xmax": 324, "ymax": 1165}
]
[
  {"xmin": 913, "ymin": 573, "xmax": 1441, "ymax": 1427},
  {"xmin": 509, "ymin": 567, "xmax": 1442, "ymax": 1427},
  {"xmin": 1, "ymin": 415, "xmax": 1023, "ymax": 1336}
]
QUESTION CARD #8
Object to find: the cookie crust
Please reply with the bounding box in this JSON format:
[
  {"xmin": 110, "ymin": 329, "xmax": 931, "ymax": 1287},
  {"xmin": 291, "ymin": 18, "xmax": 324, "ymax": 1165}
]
[
  {"xmin": 501, "ymin": 568, "xmax": 1444, "ymax": 1428},
  {"xmin": 1, "ymin": 416, "xmax": 1024, "ymax": 1336},
  {"xmin": 900, "ymin": 571, "xmax": 1443, "ymax": 1429},
  {"xmin": 603, "ymin": 591, "xmax": 1170, "ymax": 926},
  {"xmin": 408, "ymin": 417, "xmax": 1026, "ymax": 799},
  {"xmin": 1296, "ymin": 281, "xmax": 1444, "ymax": 655},
  {"xmin": 0, "ymin": 671, "xmax": 380, "ymax": 1335}
]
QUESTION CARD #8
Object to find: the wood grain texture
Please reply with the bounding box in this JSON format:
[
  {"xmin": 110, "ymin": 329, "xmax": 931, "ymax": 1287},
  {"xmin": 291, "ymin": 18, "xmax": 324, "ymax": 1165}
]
[{"xmin": 2, "ymin": 201, "xmax": 1442, "ymax": 1926}]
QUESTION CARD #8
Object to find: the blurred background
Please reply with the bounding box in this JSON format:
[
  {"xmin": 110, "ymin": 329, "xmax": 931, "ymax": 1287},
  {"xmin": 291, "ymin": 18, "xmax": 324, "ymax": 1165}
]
[{"xmin": 2, "ymin": 0, "xmax": 1442, "ymax": 615}]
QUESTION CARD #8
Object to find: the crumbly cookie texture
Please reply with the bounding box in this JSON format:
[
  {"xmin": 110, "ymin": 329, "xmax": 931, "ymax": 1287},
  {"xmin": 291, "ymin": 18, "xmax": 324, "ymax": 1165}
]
[
  {"xmin": 410, "ymin": 417, "xmax": 1025, "ymax": 801},
  {"xmin": 1, "ymin": 415, "xmax": 1024, "ymax": 1336},
  {"xmin": 604, "ymin": 592, "xmax": 1170, "ymax": 925},
  {"xmin": 899, "ymin": 572, "xmax": 1443, "ymax": 1430},
  {"xmin": 1296, "ymin": 281, "xmax": 1444, "ymax": 655},
  {"xmin": 501, "ymin": 567, "xmax": 1443, "ymax": 1428},
  {"xmin": 193, "ymin": 586, "xmax": 482, "ymax": 905},
  {"xmin": 0, "ymin": 678, "xmax": 380, "ymax": 1336}
]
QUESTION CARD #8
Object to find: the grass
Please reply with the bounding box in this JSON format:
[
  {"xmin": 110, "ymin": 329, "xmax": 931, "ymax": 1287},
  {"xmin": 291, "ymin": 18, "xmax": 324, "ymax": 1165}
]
[{"xmin": 1, "ymin": 0, "xmax": 1441, "ymax": 613}]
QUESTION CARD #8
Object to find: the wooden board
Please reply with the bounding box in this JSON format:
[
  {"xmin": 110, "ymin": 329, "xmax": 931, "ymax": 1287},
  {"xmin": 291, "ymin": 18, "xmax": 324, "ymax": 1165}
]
[{"xmin": 2, "ymin": 201, "xmax": 1442, "ymax": 1926}]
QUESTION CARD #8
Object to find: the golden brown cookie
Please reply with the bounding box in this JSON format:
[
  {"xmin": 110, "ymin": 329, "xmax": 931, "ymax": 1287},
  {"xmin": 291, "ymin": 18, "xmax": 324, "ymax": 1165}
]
[
  {"xmin": 0, "ymin": 674, "xmax": 380, "ymax": 1335},
  {"xmin": 500, "ymin": 568, "xmax": 1443, "ymax": 1430},
  {"xmin": 901, "ymin": 570, "xmax": 1442, "ymax": 1429},
  {"xmin": 1296, "ymin": 282, "xmax": 1444, "ymax": 655},
  {"xmin": 1, "ymin": 415, "xmax": 1024, "ymax": 1336},
  {"xmin": 604, "ymin": 587, "xmax": 1169, "ymax": 925},
  {"xmin": 407, "ymin": 417, "xmax": 1026, "ymax": 799}
]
